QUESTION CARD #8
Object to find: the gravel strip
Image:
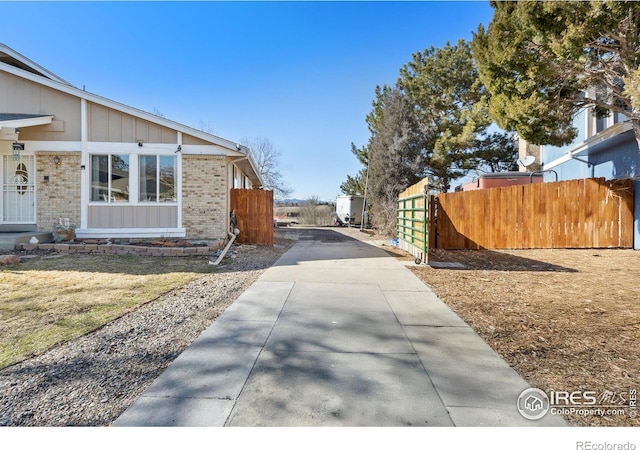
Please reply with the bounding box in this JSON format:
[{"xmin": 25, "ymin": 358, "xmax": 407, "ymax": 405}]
[{"xmin": 0, "ymin": 236, "xmax": 295, "ymax": 427}]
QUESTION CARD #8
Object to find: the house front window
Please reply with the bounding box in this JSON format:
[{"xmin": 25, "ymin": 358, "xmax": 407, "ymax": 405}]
[
  {"xmin": 139, "ymin": 155, "xmax": 177, "ymax": 202},
  {"xmin": 91, "ymin": 154, "xmax": 130, "ymax": 202}
]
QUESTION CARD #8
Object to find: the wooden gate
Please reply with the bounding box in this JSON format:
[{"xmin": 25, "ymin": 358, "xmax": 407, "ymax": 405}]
[
  {"xmin": 230, "ymin": 189, "xmax": 274, "ymax": 245},
  {"xmin": 396, "ymin": 177, "xmax": 429, "ymax": 263},
  {"xmin": 434, "ymin": 178, "xmax": 634, "ymax": 249}
]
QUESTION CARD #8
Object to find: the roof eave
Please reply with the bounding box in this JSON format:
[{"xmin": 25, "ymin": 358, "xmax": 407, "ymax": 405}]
[
  {"xmin": 232, "ymin": 149, "xmax": 264, "ymax": 187},
  {"xmin": 0, "ymin": 43, "xmax": 73, "ymax": 86},
  {"xmin": 543, "ymin": 122, "xmax": 634, "ymax": 170},
  {"xmin": 0, "ymin": 114, "xmax": 54, "ymax": 128}
]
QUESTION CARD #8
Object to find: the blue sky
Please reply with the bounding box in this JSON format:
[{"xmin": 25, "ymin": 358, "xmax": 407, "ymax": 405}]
[{"xmin": 0, "ymin": 1, "xmax": 495, "ymax": 201}]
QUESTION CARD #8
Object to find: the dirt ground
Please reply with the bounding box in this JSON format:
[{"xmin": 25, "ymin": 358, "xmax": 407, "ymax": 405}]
[{"xmin": 380, "ymin": 244, "xmax": 640, "ymax": 427}]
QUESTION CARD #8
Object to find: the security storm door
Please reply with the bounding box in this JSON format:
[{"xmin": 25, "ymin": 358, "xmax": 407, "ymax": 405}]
[{"xmin": 2, "ymin": 155, "xmax": 35, "ymax": 223}]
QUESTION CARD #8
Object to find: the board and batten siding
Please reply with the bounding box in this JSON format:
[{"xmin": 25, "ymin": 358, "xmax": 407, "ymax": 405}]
[
  {"xmin": 87, "ymin": 103, "xmax": 177, "ymax": 144},
  {"xmin": 87, "ymin": 205, "xmax": 178, "ymax": 228},
  {"xmin": 0, "ymin": 71, "xmax": 82, "ymax": 141}
]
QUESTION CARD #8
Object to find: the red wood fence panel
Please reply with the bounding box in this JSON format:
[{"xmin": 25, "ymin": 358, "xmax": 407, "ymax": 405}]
[
  {"xmin": 433, "ymin": 178, "xmax": 634, "ymax": 249},
  {"xmin": 230, "ymin": 188, "xmax": 274, "ymax": 245}
]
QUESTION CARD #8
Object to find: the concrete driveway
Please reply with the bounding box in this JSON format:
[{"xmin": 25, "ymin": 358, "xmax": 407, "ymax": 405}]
[{"xmin": 114, "ymin": 228, "xmax": 566, "ymax": 427}]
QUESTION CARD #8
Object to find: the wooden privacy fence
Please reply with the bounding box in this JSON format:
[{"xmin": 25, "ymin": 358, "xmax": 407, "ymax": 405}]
[
  {"xmin": 396, "ymin": 177, "xmax": 429, "ymax": 263},
  {"xmin": 230, "ymin": 188, "xmax": 274, "ymax": 245},
  {"xmin": 434, "ymin": 177, "xmax": 634, "ymax": 249}
]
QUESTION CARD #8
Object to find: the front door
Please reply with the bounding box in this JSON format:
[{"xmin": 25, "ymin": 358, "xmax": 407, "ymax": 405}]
[{"xmin": 2, "ymin": 154, "xmax": 35, "ymax": 224}]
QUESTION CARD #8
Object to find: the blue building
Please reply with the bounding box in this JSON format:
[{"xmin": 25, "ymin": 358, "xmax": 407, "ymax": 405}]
[{"xmin": 533, "ymin": 107, "xmax": 640, "ymax": 248}]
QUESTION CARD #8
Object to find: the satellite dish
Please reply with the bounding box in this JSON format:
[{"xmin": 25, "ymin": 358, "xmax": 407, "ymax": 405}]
[{"xmin": 517, "ymin": 155, "xmax": 536, "ymax": 168}]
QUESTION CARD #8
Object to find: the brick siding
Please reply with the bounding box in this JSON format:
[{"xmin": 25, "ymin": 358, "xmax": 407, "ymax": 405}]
[
  {"xmin": 181, "ymin": 155, "xmax": 228, "ymax": 239},
  {"xmin": 35, "ymin": 152, "xmax": 81, "ymax": 231}
]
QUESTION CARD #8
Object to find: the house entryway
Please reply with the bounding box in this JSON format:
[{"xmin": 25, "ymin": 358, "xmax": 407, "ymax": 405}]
[{"xmin": 1, "ymin": 154, "xmax": 36, "ymax": 231}]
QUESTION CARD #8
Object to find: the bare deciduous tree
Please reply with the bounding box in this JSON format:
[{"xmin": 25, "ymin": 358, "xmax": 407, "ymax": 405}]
[
  {"xmin": 241, "ymin": 137, "xmax": 291, "ymax": 199},
  {"xmin": 370, "ymin": 184, "xmax": 401, "ymax": 237},
  {"xmin": 299, "ymin": 196, "xmax": 332, "ymax": 226},
  {"xmin": 195, "ymin": 120, "xmax": 215, "ymax": 135},
  {"xmin": 151, "ymin": 107, "xmax": 166, "ymax": 118},
  {"xmin": 299, "ymin": 195, "xmax": 319, "ymax": 225},
  {"xmin": 193, "ymin": 125, "xmax": 290, "ymax": 197}
]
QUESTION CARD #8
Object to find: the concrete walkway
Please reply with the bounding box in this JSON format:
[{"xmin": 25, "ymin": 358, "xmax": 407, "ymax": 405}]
[
  {"xmin": 0, "ymin": 231, "xmax": 52, "ymax": 251},
  {"xmin": 113, "ymin": 228, "xmax": 566, "ymax": 427}
]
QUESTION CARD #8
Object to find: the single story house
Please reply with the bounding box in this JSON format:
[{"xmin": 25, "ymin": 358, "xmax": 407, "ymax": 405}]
[{"xmin": 0, "ymin": 43, "xmax": 263, "ymax": 240}]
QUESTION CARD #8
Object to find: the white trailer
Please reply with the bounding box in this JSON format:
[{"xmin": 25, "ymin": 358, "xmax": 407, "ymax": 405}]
[{"xmin": 335, "ymin": 195, "xmax": 364, "ymax": 226}]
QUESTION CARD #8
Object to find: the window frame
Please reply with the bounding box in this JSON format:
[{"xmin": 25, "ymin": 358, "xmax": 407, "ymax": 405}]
[
  {"xmin": 90, "ymin": 154, "xmax": 131, "ymax": 203},
  {"xmin": 138, "ymin": 154, "xmax": 177, "ymax": 203},
  {"xmin": 89, "ymin": 153, "xmax": 178, "ymax": 205}
]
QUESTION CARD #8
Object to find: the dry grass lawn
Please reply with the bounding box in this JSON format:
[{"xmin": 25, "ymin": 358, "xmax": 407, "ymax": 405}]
[
  {"xmin": 388, "ymin": 246, "xmax": 640, "ymax": 427},
  {"xmin": 0, "ymin": 253, "xmax": 214, "ymax": 369}
]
